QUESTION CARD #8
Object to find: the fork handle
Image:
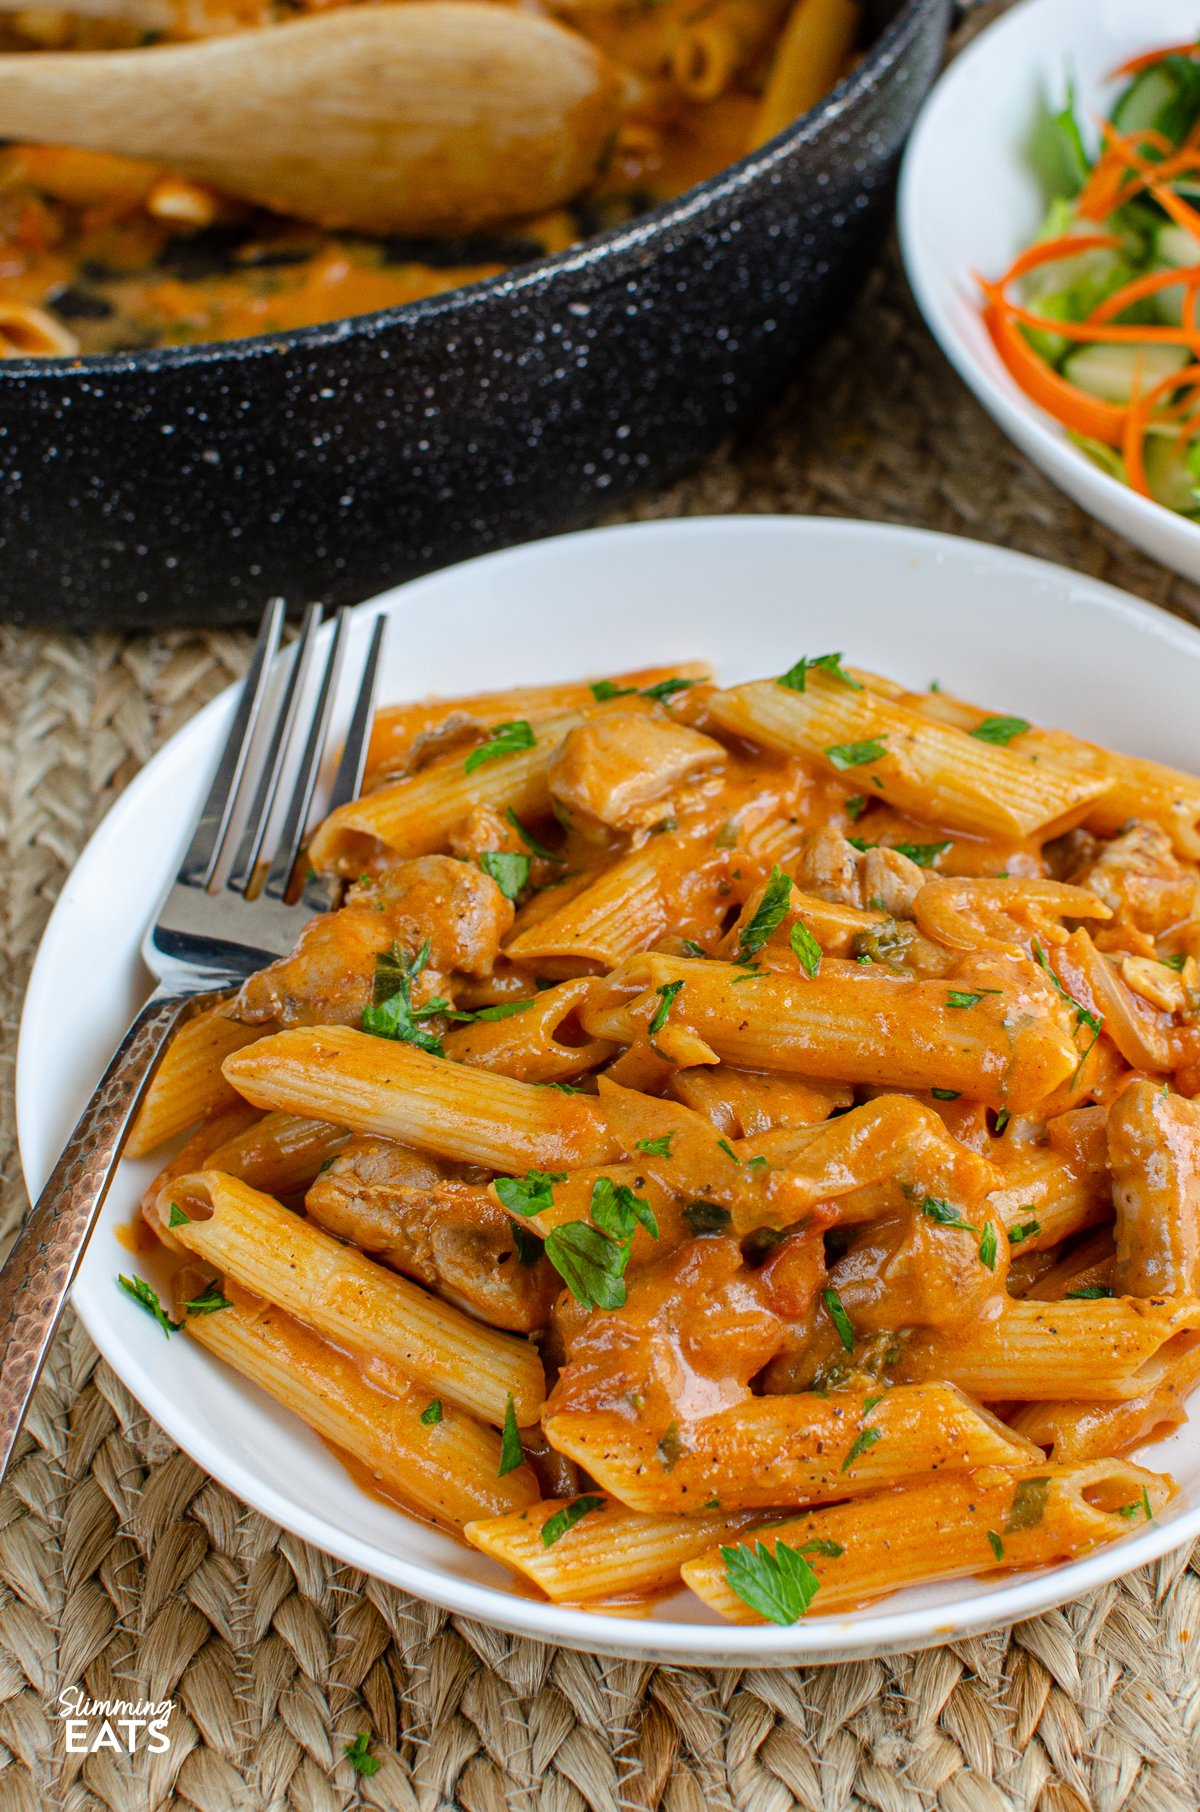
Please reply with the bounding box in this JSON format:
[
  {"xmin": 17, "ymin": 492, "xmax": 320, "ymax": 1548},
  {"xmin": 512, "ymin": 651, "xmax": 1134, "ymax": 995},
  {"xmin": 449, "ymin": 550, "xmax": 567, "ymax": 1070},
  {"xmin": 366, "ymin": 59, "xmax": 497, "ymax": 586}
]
[{"xmin": 0, "ymin": 987, "xmax": 224, "ymax": 1482}]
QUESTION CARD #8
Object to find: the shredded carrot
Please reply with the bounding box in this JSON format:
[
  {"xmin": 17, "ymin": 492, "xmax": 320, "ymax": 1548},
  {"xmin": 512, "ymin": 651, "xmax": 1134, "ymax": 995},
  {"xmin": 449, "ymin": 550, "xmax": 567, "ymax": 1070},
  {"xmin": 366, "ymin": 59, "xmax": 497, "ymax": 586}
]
[
  {"xmin": 993, "ymin": 234, "xmax": 1121, "ymax": 288},
  {"xmin": 1149, "ymin": 182, "xmax": 1200, "ymax": 242},
  {"xmin": 987, "ymin": 300, "xmax": 1200, "ymax": 352},
  {"xmin": 1122, "ymin": 361, "xmax": 1200, "ymax": 496},
  {"xmin": 982, "ymin": 300, "xmax": 1127, "ymax": 446},
  {"xmin": 1111, "ymin": 42, "xmax": 1199, "ymax": 81},
  {"xmin": 1090, "ymin": 265, "xmax": 1200, "ymax": 323}
]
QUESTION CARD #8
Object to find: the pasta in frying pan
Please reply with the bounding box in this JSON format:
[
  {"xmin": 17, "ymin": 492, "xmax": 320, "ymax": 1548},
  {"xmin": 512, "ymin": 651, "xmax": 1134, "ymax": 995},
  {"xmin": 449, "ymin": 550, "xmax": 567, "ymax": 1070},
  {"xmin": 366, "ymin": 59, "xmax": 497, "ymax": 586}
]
[{"xmin": 121, "ymin": 651, "xmax": 1200, "ymax": 1624}]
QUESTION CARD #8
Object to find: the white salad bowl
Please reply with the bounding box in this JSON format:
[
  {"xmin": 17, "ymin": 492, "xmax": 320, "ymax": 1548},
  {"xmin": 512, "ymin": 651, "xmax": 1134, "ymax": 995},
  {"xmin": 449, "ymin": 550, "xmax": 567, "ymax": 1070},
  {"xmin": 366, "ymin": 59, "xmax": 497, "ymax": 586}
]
[
  {"xmin": 17, "ymin": 515, "xmax": 1200, "ymax": 1666},
  {"xmin": 899, "ymin": 0, "xmax": 1200, "ymax": 588}
]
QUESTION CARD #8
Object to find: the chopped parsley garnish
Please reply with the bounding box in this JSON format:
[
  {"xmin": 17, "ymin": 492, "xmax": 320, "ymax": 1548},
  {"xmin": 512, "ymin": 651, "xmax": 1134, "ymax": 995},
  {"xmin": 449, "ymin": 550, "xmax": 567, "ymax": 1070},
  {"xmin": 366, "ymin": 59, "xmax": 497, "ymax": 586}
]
[
  {"xmin": 464, "ymin": 720, "xmax": 536, "ymax": 774},
  {"xmin": 591, "ymin": 675, "xmax": 695, "ymax": 703},
  {"xmin": 720, "ymin": 1539, "xmax": 823, "ymax": 1625},
  {"xmin": 970, "ymin": 715, "xmax": 1030, "ymax": 746},
  {"xmin": 167, "ymin": 1202, "xmax": 190, "ymax": 1229},
  {"xmin": 419, "ymin": 1400, "xmax": 443, "ymax": 1426},
  {"xmin": 946, "ymin": 987, "xmax": 1002, "ymax": 1009},
  {"xmin": 892, "ymin": 842, "xmax": 951, "ymax": 868},
  {"xmin": 505, "ymin": 806, "xmax": 559, "ymax": 861},
  {"xmin": 683, "ymin": 1199, "xmax": 732, "ymax": 1236},
  {"xmin": 778, "ymin": 652, "xmax": 863, "ymax": 694},
  {"xmin": 494, "ymin": 1169, "xmax": 565, "ymax": 1217},
  {"xmin": 680, "ymin": 939, "xmax": 708, "ymax": 958},
  {"xmin": 845, "ymin": 794, "xmax": 867, "ymax": 822},
  {"xmin": 1031, "ymin": 940, "xmax": 1104, "ymax": 1056},
  {"xmin": 1065, "ymin": 1284, "xmax": 1115, "ymax": 1300},
  {"xmin": 452, "ymin": 997, "xmax": 537, "ymax": 1024},
  {"xmin": 747, "ymin": 1154, "xmax": 769, "ymax": 1173},
  {"xmin": 790, "ymin": 919, "xmax": 822, "ymax": 979},
  {"xmin": 1005, "ymin": 1477, "xmax": 1051, "ymax": 1532},
  {"xmin": 1160, "ymin": 952, "xmax": 1187, "ymax": 972},
  {"xmin": 825, "ymin": 738, "xmax": 886, "ymax": 771},
  {"xmin": 1116, "ymin": 1487, "xmax": 1154, "ymax": 1522},
  {"xmin": 479, "ymin": 850, "xmax": 531, "ymax": 900},
  {"xmin": 541, "ymin": 1496, "xmax": 605, "ymax": 1548},
  {"xmin": 822, "ymin": 1286, "xmax": 855, "ymax": 1352},
  {"xmin": 648, "ymin": 978, "xmax": 684, "ymax": 1037},
  {"xmin": 511, "ymin": 1225, "xmax": 542, "ymax": 1267},
  {"xmin": 738, "ymin": 865, "xmax": 792, "ymax": 959},
  {"xmin": 986, "ymin": 1531, "xmax": 1004, "ymax": 1561},
  {"xmin": 978, "ymin": 1222, "xmax": 998, "ymax": 1271},
  {"xmin": 361, "ymin": 940, "xmax": 446, "ymax": 1055},
  {"xmin": 181, "ymin": 1283, "xmax": 233, "ymax": 1316},
  {"xmin": 841, "ymin": 1427, "xmax": 882, "ymax": 1470},
  {"xmin": 642, "ymin": 676, "xmax": 696, "ymax": 703},
  {"xmin": 344, "ymin": 1734, "xmax": 381, "ymax": 1778},
  {"xmin": 921, "ymin": 1197, "xmax": 978, "ymax": 1233},
  {"xmin": 993, "ymin": 1108, "xmax": 1011, "ymax": 1134},
  {"xmin": 118, "ymin": 1273, "xmax": 182, "ymax": 1338},
  {"xmin": 717, "ymin": 1138, "xmax": 740, "ymax": 1165},
  {"xmin": 636, "ymin": 1133, "xmax": 674, "ymax": 1157},
  {"xmin": 1008, "ymin": 1217, "xmax": 1041, "ymax": 1247},
  {"xmin": 589, "ymin": 1176, "xmax": 658, "ymax": 1242},
  {"xmin": 931, "ymin": 1088, "xmax": 960, "ymax": 1101},
  {"xmin": 657, "ymin": 1421, "xmax": 682, "ymax": 1471},
  {"xmin": 544, "ymin": 1222, "xmax": 630, "ymax": 1309},
  {"xmin": 498, "ymin": 1395, "xmax": 524, "ymax": 1476}
]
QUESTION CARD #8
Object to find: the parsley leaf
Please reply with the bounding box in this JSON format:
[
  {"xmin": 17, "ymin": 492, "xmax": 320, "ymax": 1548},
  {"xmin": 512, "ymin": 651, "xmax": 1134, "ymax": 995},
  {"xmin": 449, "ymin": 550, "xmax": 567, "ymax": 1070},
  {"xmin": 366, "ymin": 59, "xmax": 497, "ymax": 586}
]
[
  {"xmin": 946, "ymin": 987, "xmax": 1002, "ymax": 1009},
  {"xmin": 479, "ymin": 850, "xmax": 531, "ymax": 900},
  {"xmin": 544, "ymin": 1222, "xmax": 630, "ymax": 1309},
  {"xmin": 931, "ymin": 1088, "xmax": 960, "ymax": 1101},
  {"xmin": 921, "ymin": 1197, "xmax": 978, "ymax": 1233},
  {"xmin": 1005, "ymin": 1477, "xmax": 1051, "ymax": 1532},
  {"xmin": 464, "ymin": 720, "xmax": 536, "ymax": 774},
  {"xmin": 1116, "ymin": 1487, "xmax": 1154, "ymax": 1522},
  {"xmin": 778, "ymin": 652, "xmax": 863, "ymax": 694},
  {"xmin": 993, "ymin": 1108, "xmax": 1011, "ymax": 1134},
  {"xmin": 657, "ymin": 1421, "xmax": 683, "ymax": 1470},
  {"xmin": 842, "ymin": 1426, "xmax": 882, "ymax": 1470},
  {"xmin": 181, "ymin": 1283, "xmax": 233, "ymax": 1316},
  {"xmin": 845, "ymin": 794, "xmax": 867, "ymax": 822},
  {"xmin": 822, "ymin": 1286, "xmax": 855, "ymax": 1352},
  {"xmin": 541, "ymin": 1495, "xmax": 605, "ymax": 1548},
  {"xmin": 167, "ymin": 1202, "xmax": 190, "ymax": 1229},
  {"xmin": 1065, "ymin": 1283, "xmax": 1115, "ymax": 1300},
  {"xmin": 498, "ymin": 1395, "xmax": 524, "ymax": 1475},
  {"xmin": 987, "ymin": 1530, "xmax": 1004, "ymax": 1561},
  {"xmin": 506, "ymin": 806, "xmax": 560, "ymax": 861},
  {"xmin": 118, "ymin": 1273, "xmax": 182, "ymax": 1338},
  {"xmin": 452, "ymin": 997, "xmax": 537, "ymax": 1023},
  {"xmin": 589, "ymin": 1176, "xmax": 658, "ymax": 1242},
  {"xmin": 1008, "ymin": 1216, "xmax": 1041, "ymax": 1247},
  {"xmin": 892, "ymin": 841, "xmax": 951, "ymax": 868},
  {"xmin": 592, "ymin": 676, "xmax": 695, "ymax": 704},
  {"xmin": 511, "ymin": 1225, "xmax": 543, "ymax": 1266},
  {"xmin": 642, "ymin": 676, "xmax": 696, "ymax": 702},
  {"xmin": 970, "ymin": 715, "xmax": 1030, "ymax": 746},
  {"xmin": 419, "ymin": 1399, "xmax": 443, "ymax": 1426},
  {"xmin": 636, "ymin": 1133, "xmax": 674, "ymax": 1157},
  {"xmin": 738, "ymin": 865, "xmax": 792, "ymax": 959},
  {"xmin": 790, "ymin": 919, "xmax": 822, "ymax": 979},
  {"xmin": 648, "ymin": 978, "xmax": 684, "ymax": 1036},
  {"xmin": 590, "ymin": 679, "xmax": 636, "ymax": 701},
  {"xmin": 825, "ymin": 738, "xmax": 887, "ymax": 770},
  {"xmin": 344, "ymin": 1733, "xmax": 381, "ymax": 1778},
  {"xmin": 361, "ymin": 940, "xmax": 445, "ymax": 1055},
  {"xmin": 979, "ymin": 1221, "xmax": 998, "ymax": 1271},
  {"xmin": 720, "ymin": 1539, "xmax": 823, "ymax": 1625},
  {"xmin": 680, "ymin": 939, "xmax": 708, "ymax": 958},
  {"xmin": 1160, "ymin": 952, "xmax": 1187, "ymax": 972},
  {"xmin": 494, "ymin": 1169, "xmax": 565, "ymax": 1217},
  {"xmin": 717, "ymin": 1138, "xmax": 740, "ymax": 1165},
  {"xmin": 683, "ymin": 1199, "xmax": 732, "ymax": 1236}
]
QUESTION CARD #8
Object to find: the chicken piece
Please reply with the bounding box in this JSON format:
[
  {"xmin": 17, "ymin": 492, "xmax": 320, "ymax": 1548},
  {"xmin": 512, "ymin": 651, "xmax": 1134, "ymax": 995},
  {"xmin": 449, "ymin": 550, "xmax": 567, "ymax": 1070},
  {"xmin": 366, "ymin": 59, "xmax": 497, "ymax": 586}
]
[
  {"xmin": 548, "ymin": 710, "xmax": 725, "ymax": 834},
  {"xmin": 1071, "ymin": 821, "xmax": 1200, "ymax": 940},
  {"xmin": 861, "ymin": 846, "xmax": 926, "ymax": 919},
  {"xmin": 792, "ymin": 826, "xmax": 860, "ymax": 904},
  {"xmin": 827, "ymin": 1203, "xmax": 1005, "ymax": 1333},
  {"xmin": 306, "ymin": 1136, "xmax": 557, "ymax": 1333},
  {"xmin": 236, "ymin": 855, "xmax": 512, "ymax": 1026},
  {"xmin": 1109, "ymin": 1081, "xmax": 1200, "ymax": 1297}
]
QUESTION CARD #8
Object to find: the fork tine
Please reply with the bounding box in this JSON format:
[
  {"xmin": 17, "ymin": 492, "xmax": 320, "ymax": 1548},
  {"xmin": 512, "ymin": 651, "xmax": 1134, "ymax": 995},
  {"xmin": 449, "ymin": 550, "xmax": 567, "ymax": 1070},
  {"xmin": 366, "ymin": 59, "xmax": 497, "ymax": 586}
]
[
  {"xmin": 178, "ymin": 597, "xmax": 286, "ymax": 888},
  {"xmin": 226, "ymin": 602, "xmax": 323, "ymax": 894},
  {"xmin": 263, "ymin": 608, "xmax": 351, "ymax": 900},
  {"xmin": 323, "ymin": 613, "xmax": 388, "ymax": 818}
]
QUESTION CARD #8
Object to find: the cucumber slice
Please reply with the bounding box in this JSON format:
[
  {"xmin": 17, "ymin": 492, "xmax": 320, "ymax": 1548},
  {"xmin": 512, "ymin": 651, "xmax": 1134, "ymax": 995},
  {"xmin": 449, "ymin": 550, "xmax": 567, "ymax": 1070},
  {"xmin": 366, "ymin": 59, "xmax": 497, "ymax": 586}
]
[
  {"xmin": 1062, "ymin": 342, "xmax": 1189, "ymax": 403},
  {"xmin": 1113, "ymin": 65, "xmax": 1182, "ymax": 138},
  {"xmin": 1144, "ymin": 431, "xmax": 1199, "ymax": 512},
  {"xmin": 1154, "ymin": 224, "xmax": 1200, "ymax": 269}
]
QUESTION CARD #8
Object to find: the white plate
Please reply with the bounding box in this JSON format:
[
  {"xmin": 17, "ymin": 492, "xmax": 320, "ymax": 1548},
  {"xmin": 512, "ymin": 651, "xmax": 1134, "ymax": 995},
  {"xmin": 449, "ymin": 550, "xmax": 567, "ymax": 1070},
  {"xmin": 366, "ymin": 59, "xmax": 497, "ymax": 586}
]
[
  {"xmin": 17, "ymin": 516, "xmax": 1200, "ymax": 1666},
  {"xmin": 899, "ymin": 0, "xmax": 1200, "ymax": 588}
]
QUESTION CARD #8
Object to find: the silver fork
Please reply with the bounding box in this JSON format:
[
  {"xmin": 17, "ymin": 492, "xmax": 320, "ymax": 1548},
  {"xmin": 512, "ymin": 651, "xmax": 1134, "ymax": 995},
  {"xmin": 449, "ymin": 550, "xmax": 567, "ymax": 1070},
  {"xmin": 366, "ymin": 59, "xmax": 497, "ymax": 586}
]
[{"xmin": 0, "ymin": 598, "xmax": 387, "ymax": 1483}]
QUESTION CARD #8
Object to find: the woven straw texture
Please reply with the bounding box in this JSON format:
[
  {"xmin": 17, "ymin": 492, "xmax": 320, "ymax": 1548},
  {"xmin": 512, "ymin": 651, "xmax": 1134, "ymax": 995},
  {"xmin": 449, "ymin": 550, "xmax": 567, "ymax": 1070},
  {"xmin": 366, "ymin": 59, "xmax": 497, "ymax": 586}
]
[{"xmin": 4, "ymin": 9, "xmax": 1200, "ymax": 1805}]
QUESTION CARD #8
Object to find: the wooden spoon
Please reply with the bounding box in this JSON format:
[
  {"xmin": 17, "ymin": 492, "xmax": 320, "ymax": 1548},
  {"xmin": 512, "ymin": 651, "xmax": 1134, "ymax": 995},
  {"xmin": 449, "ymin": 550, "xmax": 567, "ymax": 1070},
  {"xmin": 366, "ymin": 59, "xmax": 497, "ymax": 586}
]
[{"xmin": 0, "ymin": 3, "xmax": 626, "ymax": 233}]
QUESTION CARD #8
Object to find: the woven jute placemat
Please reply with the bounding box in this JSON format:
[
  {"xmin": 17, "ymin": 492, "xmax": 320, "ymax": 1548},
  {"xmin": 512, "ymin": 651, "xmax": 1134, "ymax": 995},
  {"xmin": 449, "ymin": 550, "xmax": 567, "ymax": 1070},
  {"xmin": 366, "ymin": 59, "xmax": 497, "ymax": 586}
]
[{"xmin": 4, "ymin": 10, "xmax": 1200, "ymax": 1805}]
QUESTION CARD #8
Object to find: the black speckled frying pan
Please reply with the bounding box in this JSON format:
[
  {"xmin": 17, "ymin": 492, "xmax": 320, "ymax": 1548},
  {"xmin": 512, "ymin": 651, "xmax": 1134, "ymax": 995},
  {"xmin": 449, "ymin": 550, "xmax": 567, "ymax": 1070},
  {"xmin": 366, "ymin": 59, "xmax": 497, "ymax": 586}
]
[{"xmin": 0, "ymin": 0, "xmax": 950, "ymax": 628}]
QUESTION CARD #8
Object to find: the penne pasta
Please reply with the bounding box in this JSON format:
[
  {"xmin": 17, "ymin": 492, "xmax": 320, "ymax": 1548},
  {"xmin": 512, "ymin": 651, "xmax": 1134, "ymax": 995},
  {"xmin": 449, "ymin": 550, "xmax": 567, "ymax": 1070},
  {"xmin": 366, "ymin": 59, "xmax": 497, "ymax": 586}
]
[
  {"xmin": 203, "ymin": 1110, "xmax": 350, "ymax": 1197},
  {"xmin": 166, "ymin": 1170, "xmax": 545, "ymax": 1426},
  {"xmin": 682, "ymin": 1460, "xmax": 1173, "ymax": 1621},
  {"xmin": 127, "ymin": 1001, "xmax": 270, "ymax": 1157},
  {"xmin": 187, "ymin": 1285, "xmax": 538, "ymax": 1528},
  {"xmin": 442, "ymin": 977, "xmax": 616, "ymax": 1082}
]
